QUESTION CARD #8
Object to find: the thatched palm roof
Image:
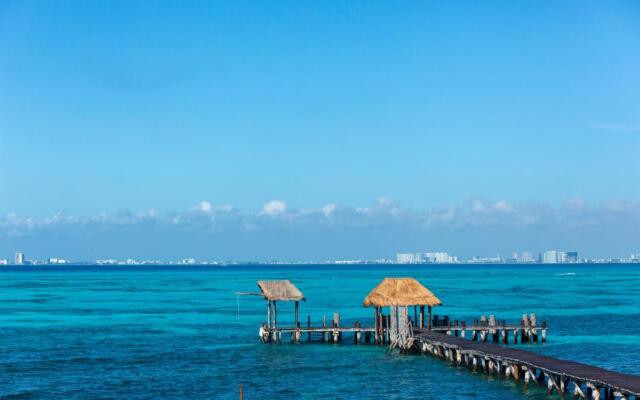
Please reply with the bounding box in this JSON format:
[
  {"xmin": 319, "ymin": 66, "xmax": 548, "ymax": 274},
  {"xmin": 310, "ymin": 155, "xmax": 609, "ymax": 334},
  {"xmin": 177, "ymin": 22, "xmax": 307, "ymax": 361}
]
[
  {"xmin": 257, "ymin": 280, "xmax": 305, "ymax": 301},
  {"xmin": 363, "ymin": 277, "xmax": 442, "ymax": 307}
]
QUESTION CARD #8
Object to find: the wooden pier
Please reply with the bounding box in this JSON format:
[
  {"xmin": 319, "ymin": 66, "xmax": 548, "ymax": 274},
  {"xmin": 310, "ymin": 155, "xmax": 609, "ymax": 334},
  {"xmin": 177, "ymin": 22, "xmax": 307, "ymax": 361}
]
[
  {"xmin": 413, "ymin": 330, "xmax": 640, "ymax": 399},
  {"xmin": 241, "ymin": 277, "xmax": 640, "ymax": 399}
]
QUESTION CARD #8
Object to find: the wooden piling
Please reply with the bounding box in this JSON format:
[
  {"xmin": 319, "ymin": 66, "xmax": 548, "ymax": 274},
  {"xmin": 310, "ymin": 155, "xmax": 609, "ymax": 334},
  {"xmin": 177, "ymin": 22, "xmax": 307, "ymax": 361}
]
[
  {"xmin": 521, "ymin": 315, "xmax": 528, "ymax": 343},
  {"xmin": 480, "ymin": 315, "xmax": 487, "ymax": 342},
  {"xmin": 267, "ymin": 300, "xmax": 271, "ymax": 329},
  {"xmin": 530, "ymin": 314, "xmax": 538, "ymax": 342},
  {"xmin": 501, "ymin": 321, "xmax": 508, "ymax": 344}
]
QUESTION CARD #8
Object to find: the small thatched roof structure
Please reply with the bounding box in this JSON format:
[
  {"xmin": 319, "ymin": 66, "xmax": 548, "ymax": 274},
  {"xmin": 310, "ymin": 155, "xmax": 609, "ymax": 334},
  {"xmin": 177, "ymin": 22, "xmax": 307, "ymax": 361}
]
[
  {"xmin": 363, "ymin": 277, "xmax": 442, "ymax": 307},
  {"xmin": 257, "ymin": 280, "xmax": 305, "ymax": 301}
]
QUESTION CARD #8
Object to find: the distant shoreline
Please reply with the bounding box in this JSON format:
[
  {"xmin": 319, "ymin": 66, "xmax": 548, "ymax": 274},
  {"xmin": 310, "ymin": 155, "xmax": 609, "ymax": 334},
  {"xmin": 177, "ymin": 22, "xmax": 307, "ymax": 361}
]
[{"xmin": 1, "ymin": 262, "xmax": 639, "ymax": 269}]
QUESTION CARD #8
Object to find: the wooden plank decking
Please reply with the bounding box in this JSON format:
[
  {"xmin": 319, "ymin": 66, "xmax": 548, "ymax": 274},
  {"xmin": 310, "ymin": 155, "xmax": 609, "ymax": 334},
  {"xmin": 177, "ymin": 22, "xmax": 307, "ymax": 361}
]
[{"xmin": 414, "ymin": 330, "xmax": 640, "ymax": 397}]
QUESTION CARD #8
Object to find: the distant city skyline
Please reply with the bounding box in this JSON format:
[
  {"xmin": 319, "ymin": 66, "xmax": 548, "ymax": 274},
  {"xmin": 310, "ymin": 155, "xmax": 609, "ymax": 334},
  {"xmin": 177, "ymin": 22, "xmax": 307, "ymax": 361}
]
[{"xmin": 2, "ymin": 248, "xmax": 639, "ymax": 266}]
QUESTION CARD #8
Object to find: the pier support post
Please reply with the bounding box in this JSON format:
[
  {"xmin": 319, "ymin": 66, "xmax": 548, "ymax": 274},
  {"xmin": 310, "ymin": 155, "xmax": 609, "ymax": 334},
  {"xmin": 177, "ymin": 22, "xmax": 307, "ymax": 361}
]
[
  {"xmin": 374, "ymin": 307, "xmax": 379, "ymax": 344},
  {"xmin": 541, "ymin": 321, "xmax": 547, "ymax": 343},
  {"xmin": 524, "ymin": 367, "xmax": 533, "ymax": 387},
  {"xmin": 427, "ymin": 306, "xmax": 432, "ymax": 330},
  {"xmin": 267, "ymin": 301, "xmax": 271, "ymax": 329},
  {"xmin": 419, "ymin": 305, "xmax": 425, "ymax": 329},
  {"xmin": 333, "ymin": 313, "xmax": 341, "ymax": 343},
  {"xmin": 521, "ymin": 315, "xmax": 529, "ymax": 343},
  {"xmin": 273, "ymin": 301, "xmax": 278, "ymax": 330},
  {"xmin": 586, "ymin": 383, "xmax": 600, "ymax": 400},
  {"xmin": 501, "ymin": 321, "xmax": 507, "ymax": 344},
  {"xmin": 573, "ymin": 381, "xmax": 586, "ymax": 399}
]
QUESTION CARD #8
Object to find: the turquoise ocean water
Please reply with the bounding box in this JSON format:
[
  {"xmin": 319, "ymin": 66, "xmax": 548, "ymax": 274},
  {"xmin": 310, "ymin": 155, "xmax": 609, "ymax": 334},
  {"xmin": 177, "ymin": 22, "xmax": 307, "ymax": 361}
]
[{"xmin": 0, "ymin": 264, "xmax": 639, "ymax": 399}]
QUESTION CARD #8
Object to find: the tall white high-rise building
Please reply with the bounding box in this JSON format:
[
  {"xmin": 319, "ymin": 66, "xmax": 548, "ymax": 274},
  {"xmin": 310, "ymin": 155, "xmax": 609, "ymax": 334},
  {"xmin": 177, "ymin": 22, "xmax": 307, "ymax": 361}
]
[
  {"xmin": 15, "ymin": 252, "xmax": 25, "ymax": 265},
  {"xmin": 519, "ymin": 252, "xmax": 535, "ymax": 263},
  {"xmin": 396, "ymin": 253, "xmax": 423, "ymax": 264},
  {"xmin": 543, "ymin": 250, "xmax": 568, "ymax": 264},
  {"xmin": 424, "ymin": 252, "xmax": 458, "ymax": 263}
]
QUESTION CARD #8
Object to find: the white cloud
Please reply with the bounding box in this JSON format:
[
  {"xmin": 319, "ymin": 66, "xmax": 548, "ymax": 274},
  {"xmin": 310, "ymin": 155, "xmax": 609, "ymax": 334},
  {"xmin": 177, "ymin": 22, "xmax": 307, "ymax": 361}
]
[
  {"xmin": 470, "ymin": 199, "xmax": 486, "ymax": 212},
  {"xmin": 322, "ymin": 203, "xmax": 336, "ymax": 217},
  {"xmin": 1, "ymin": 198, "xmax": 639, "ymax": 239},
  {"xmin": 493, "ymin": 200, "xmax": 513, "ymax": 212},
  {"xmin": 261, "ymin": 200, "xmax": 287, "ymax": 215},
  {"xmin": 197, "ymin": 201, "xmax": 212, "ymax": 214}
]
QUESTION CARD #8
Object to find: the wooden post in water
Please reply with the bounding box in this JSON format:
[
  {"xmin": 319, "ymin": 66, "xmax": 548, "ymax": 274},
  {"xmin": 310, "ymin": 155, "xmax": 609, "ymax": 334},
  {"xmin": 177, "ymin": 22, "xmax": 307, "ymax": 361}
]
[
  {"xmin": 332, "ymin": 312, "xmax": 341, "ymax": 343},
  {"xmin": 273, "ymin": 301, "xmax": 278, "ymax": 343},
  {"xmin": 427, "ymin": 306, "xmax": 432, "ymax": 330},
  {"xmin": 384, "ymin": 315, "xmax": 389, "ymax": 344},
  {"xmin": 373, "ymin": 307, "xmax": 378, "ymax": 344},
  {"xmin": 530, "ymin": 313, "xmax": 538, "ymax": 342},
  {"xmin": 294, "ymin": 301, "xmax": 299, "ymax": 330},
  {"xmin": 267, "ymin": 300, "xmax": 273, "ymax": 342},
  {"xmin": 273, "ymin": 301, "xmax": 278, "ymax": 328},
  {"xmin": 460, "ymin": 320, "xmax": 466, "ymax": 339},
  {"xmin": 489, "ymin": 315, "xmax": 498, "ymax": 342},
  {"xmin": 419, "ymin": 305, "xmax": 425, "ymax": 329},
  {"xmin": 501, "ymin": 321, "xmax": 508, "ymax": 344},
  {"xmin": 322, "ymin": 314, "xmax": 328, "ymax": 342},
  {"xmin": 267, "ymin": 301, "xmax": 271, "ymax": 329},
  {"xmin": 239, "ymin": 384, "xmax": 243, "ymax": 400},
  {"xmin": 480, "ymin": 315, "xmax": 487, "ymax": 342}
]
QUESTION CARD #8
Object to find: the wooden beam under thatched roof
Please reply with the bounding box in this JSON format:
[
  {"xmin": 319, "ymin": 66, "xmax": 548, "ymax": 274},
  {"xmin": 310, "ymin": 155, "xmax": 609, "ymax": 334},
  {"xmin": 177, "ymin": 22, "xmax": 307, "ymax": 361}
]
[
  {"xmin": 257, "ymin": 280, "xmax": 305, "ymax": 301},
  {"xmin": 363, "ymin": 277, "xmax": 442, "ymax": 307}
]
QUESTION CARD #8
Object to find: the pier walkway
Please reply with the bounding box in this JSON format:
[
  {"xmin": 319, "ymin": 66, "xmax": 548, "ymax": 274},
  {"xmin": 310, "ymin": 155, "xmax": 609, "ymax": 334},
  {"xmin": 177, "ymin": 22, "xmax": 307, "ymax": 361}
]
[{"xmin": 413, "ymin": 330, "xmax": 640, "ymax": 398}]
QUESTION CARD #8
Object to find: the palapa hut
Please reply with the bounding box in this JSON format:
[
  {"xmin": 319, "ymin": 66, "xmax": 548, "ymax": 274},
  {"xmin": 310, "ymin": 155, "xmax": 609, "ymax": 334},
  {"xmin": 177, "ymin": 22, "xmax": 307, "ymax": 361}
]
[
  {"xmin": 364, "ymin": 278, "xmax": 442, "ymax": 345},
  {"xmin": 257, "ymin": 280, "xmax": 305, "ymax": 329}
]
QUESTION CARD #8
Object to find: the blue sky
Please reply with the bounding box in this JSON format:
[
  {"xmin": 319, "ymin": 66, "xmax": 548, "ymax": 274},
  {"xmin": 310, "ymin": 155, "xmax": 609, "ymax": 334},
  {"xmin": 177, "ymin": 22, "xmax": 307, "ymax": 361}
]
[{"xmin": 1, "ymin": 1, "xmax": 639, "ymax": 260}]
